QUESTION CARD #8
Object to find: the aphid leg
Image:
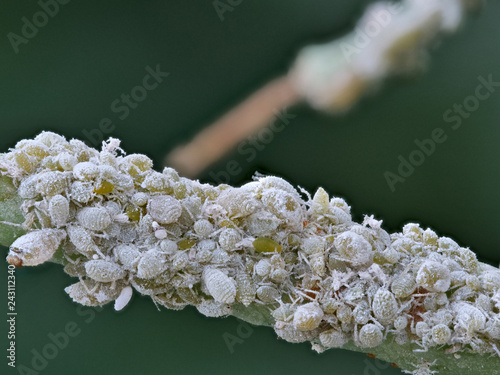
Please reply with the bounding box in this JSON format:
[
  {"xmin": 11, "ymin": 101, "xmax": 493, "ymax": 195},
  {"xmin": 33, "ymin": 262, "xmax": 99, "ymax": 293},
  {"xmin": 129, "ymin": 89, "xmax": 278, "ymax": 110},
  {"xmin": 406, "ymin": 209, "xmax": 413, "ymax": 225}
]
[
  {"xmin": 0, "ymin": 220, "xmax": 24, "ymax": 228},
  {"xmin": 490, "ymin": 343, "xmax": 500, "ymax": 357},
  {"xmin": 63, "ymin": 253, "xmax": 77, "ymax": 265},
  {"xmin": 79, "ymin": 277, "xmax": 93, "ymax": 294}
]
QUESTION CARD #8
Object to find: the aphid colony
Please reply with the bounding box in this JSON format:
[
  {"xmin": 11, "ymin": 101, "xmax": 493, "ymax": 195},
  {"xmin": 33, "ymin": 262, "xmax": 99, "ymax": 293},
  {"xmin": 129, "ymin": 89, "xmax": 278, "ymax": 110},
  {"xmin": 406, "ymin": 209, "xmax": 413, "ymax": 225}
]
[{"xmin": 2, "ymin": 132, "xmax": 500, "ymax": 372}]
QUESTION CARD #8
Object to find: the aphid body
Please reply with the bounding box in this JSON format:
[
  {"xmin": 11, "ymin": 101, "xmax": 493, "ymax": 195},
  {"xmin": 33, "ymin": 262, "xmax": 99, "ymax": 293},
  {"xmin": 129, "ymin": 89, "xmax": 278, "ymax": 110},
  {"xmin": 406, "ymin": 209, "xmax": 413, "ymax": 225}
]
[
  {"xmin": 48, "ymin": 194, "xmax": 70, "ymax": 227},
  {"xmin": 85, "ymin": 259, "xmax": 126, "ymax": 282},
  {"xmin": 293, "ymin": 303, "xmax": 324, "ymax": 331},
  {"xmin": 202, "ymin": 268, "xmax": 236, "ymax": 304},
  {"xmin": 147, "ymin": 195, "xmax": 182, "ymax": 224},
  {"xmin": 7, "ymin": 229, "xmax": 66, "ymax": 267}
]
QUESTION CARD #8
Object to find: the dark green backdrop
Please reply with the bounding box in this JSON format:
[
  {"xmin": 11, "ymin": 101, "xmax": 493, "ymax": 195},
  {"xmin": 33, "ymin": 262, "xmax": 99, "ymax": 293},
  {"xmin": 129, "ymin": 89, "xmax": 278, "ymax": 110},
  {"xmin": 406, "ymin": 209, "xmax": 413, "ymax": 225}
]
[{"xmin": 1, "ymin": 1, "xmax": 499, "ymax": 374}]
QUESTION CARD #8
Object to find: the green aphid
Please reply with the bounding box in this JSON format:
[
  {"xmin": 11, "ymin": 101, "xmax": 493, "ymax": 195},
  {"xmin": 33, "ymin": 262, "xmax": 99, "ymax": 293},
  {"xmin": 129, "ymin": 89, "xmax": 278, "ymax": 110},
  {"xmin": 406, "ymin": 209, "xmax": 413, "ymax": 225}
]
[
  {"xmin": 178, "ymin": 238, "xmax": 197, "ymax": 250},
  {"xmin": 253, "ymin": 237, "xmax": 282, "ymax": 253}
]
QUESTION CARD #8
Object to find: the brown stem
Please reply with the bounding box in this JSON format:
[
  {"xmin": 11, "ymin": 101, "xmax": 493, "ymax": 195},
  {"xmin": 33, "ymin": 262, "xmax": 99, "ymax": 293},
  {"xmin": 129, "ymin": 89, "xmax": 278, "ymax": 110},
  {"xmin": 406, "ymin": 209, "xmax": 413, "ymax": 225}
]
[{"xmin": 165, "ymin": 75, "xmax": 300, "ymax": 178}]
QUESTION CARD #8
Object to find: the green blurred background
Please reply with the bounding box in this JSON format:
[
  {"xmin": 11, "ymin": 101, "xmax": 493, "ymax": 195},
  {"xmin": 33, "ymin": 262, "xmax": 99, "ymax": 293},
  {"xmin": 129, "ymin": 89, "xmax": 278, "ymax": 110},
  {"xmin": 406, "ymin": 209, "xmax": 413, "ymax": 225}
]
[{"xmin": 1, "ymin": 1, "xmax": 499, "ymax": 374}]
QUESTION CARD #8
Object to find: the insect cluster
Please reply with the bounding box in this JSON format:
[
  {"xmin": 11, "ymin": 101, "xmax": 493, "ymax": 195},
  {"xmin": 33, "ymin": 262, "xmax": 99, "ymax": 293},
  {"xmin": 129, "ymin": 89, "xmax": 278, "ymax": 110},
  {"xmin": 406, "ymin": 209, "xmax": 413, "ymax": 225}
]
[{"xmin": 1, "ymin": 132, "xmax": 500, "ymax": 374}]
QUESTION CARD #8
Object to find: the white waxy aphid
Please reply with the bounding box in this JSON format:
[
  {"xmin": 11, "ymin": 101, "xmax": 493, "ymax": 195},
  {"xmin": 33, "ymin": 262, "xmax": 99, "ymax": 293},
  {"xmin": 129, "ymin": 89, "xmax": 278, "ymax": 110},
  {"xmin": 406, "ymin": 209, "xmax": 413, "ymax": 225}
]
[
  {"xmin": 309, "ymin": 187, "xmax": 330, "ymax": 216},
  {"xmin": 391, "ymin": 272, "xmax": 417, "ymax": 298},
  {"xmin": 431, "ymin": 324, "xmax": 451, "ymax": 345},
  {"xmin": 65, "ymin": 279, "xmax": 120, "ymax": 306},
  {"xmin": 104, "ymin": 201, "xmax": 121, "ymax": 216},
  {"xmin": 372, "ymin": 289, "xmax": 398, "ymax": 324},
  {"xmin": 301, "ymin": 237, "xmax": 325, "ymax": 255},
  {"xmin": 159, "ymin": 239, "xmax": 178, "ymax": 254},
  {"xmin": 465, "ymin": 275, "xmax": 480, "ymax": 291},
  {"xmin": 114, "ymin": 244, "xmax": 141, "ymax": 269},
  {"xmin": 319, "ymin": 328, "xmax": 348, "ymax": 348},
  {"xmin": 193, "ymin": 219, "xmax": 214, "ymax": 238},
  {"xmin": 382, "ymin": 247, "xmax": 400, "ymax": 264},
  {"xmin": 272, "ymin": 304, "xmax": 296, "ymax": 321},
  {"xmin": 486, "ymin": 318, "xmax": 500, "ymax": 340},
  {"xmin": 73, "ymin": 162, "xmax": 99, "ymax": 180},
  {"xmin": 218, "ymin": 228, "xmax": 241, "ymax": 251},
  {"xmin": 394, "ymin": 315, "xmax": 408, "ymax": 331},
  {"xmin": 58, "ymin": 152, "xmax": 78, "ymax": 171},
  {"xmin": 142, "ymin": 171, "xmax": 170, "ymax": 192},
  {"xmin": 154, "ymin": 229, "xmax": 167, "ymax": 239},
  {"xmin": 210, "ymin": 248, "xmax": 230, "ymax": 264},
  {"xmin": 36, "ymin": 171, "xmax": 68, "ymax": 196},
  {"xmin": 321, "ymin": 298, "xmax": 342, "ymax": 314},
  {"xmin": 402, "ymin": 223, "xmax": 423, "ymax": 242},
  {"xmin": 18, "ymin": 175, "xmax": 39, "ymax": 199},
  {"xmin": 328, "ymin": 206, "xmax": 351, "ymax": 225},
  {"xmin": 255, "ymin": 259, "xmax": 272, "ymax": 277},
  {"xmin": 172, "ymin": 252, "xmax": 190, "ymax": 271},
  {"xmin": 122, "ymin": 154, "xmax": 152, "ymax": 173},
  {"xmin": 153, "ymin": 293, "xmax": 187, "ymax": 311},
  {"xmin": 197, "ymin": 239, "xmax": 216, "ymax": 252},
  {"xmin": 452, "ymin": 301, "xmax": 486, "ymax": 333},
  {"xmin": 270, "ymin": 254, "xmax": 285, "ymax": 269},
  {"xmin": 114, "ymin": 286, "xmax": 133, "ymax": 311},
  {"xmin": 243, "ymin": 211, "xmax": 280, "ymax": 236},
  {"xmin": 336, "ymin": 304, "xmax": 352, "ymax": 323},
  {"xmin": 293, "ymin": 303, "xmax": 324, "ymax": 331},
  {"xmin": 196, "ymin": 248, "xmax": 213, "ymax": 263},
  {"xmin": 329, "ymin": 197, "xmax": 350, "ymax": 215},
  {"xmin": 147, "ymin": 195, "xmax": 182, "ymax": 224},
  {"xmin": 352, "ymin": 302, "xmax": 370, "ymax": 325},
  {"xmin": 48, "ymin": 194, "xmax": 70, "ymax": 227},
  {"xmin": 423, "ymin": 228, "xmax": 439, "ymax": 248},
  {"xmin": 137, "ymin": 249, "xmax": 167, "ymax": 279},
  {"xmin": 70, "ymin": 181, "xmax": 93, "ymax": 203},
  {"xmin": 131, "ymin": 192, "xmax": 149, "ymax": 206},
  {"xmin": 35, "ymin": 131, "xmax": 67, "ymax": 147},
  {"xmin": 358, "ymin": 323, "xmax": 383, "ymax": 348},
  {"xmin": 334, "ymin": 231, "xmax": 373, "ymax": 267},
  {"xmin": 235, "ymin": 272, "xmax": 256, "ymax": 306},
  {"xmin": 475, "ymin": 293, "xmax": 492, "ymax": 312},
  {"xmin": 66, "ymin": 225, "xmax": 100, "ymax": 257},
  {"xmin": 77, "ymin": 207, "xmax": 112, "ymax": 231},
  {"xmin": 270, "ymin": 268, "xmax": 288, "ymax": 283},
  {"xmin": 85, "ymin": 259, "xmax": 126, "ymax": 282},
  {"xmin": 196, "ymin": 300, "xmax": 232, "ymax": 318},
  {"xmin": 256, "ymin": 285, "xmax": 280, "ymax": 303},
  {"xmin": 309, "ymin": 254, "xmax": 326, "ymax": 276},
  {"xmin": 416, "ymin": 260, "xmax": 451, "ymax": 292},
  {"xmin": 117, "ymin": 224, "xmax": 137, "ymax": 243},
  {"xmin": 15, "ymin": 139, "xmax": 49, "ymax": 160},
  {"xmin": 415, "ymin": 322, "xmax": 430, "ymax": 338},
  {"xmin": 203, "ymin": 268, "xmax": 236, "ymax": 304},
  {"xmin": 216, "ymin": 188, "xmax": 258, "ymax": 218},
  {"xmin": 162, "ymin": 167, "xmax": 180, "ymax": 181},
  {"xmin": 260, "ymin": 188, "xmax": 304, "ymax": 230},
  {"xmin": 7, "ymin": 229, "xmax": 66, "ymax": 267},
  {"xmin": 274, "ymin": 321, "xmax": 320, "ymax": 343},
  {"xmin": 434, "ymin": 310, "xmax": 454, "ymax": 326},
  {"xmin": 480, "ymin": 270, "xmax": 500, "ymax": 292},
  {"xmin": 456, "ymin": 247, "xmax": 478, "ymax": 273},
  {"xmin": 257, "ymin": 176, "xmax": 301, "ymax": 199}
]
